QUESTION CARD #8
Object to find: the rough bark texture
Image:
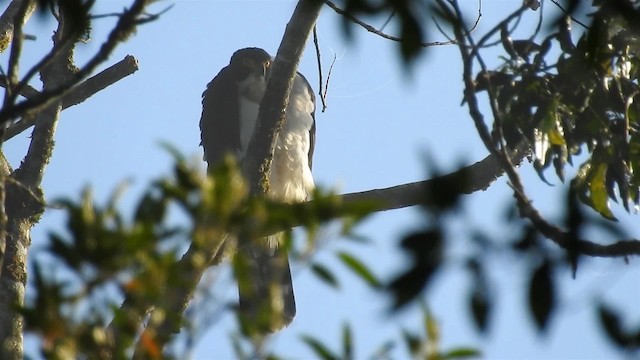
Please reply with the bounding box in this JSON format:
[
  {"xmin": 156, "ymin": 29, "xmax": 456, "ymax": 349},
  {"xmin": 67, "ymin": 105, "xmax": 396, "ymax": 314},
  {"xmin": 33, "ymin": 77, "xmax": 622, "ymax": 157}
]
[
  {"xmin": 0, "ymin": 0, "xmax": 36, "ymax": 54},
  {"xmin": 0, "ymin": 1, "xmax": 144, "ymax": 357}
]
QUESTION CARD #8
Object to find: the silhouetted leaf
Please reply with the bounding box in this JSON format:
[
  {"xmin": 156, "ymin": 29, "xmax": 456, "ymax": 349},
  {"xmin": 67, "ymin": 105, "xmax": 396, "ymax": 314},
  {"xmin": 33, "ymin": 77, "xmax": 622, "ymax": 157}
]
[
  {"xmin": 135, "ymin": 190, "xmax": 167, "ymax": 224},
  {"xmin": 467, "ymin": 258, "xmax": 492, "ymax": 333},
  {"xmin": 528, "ymin": 260, "xmax": 555, "ymax": 332},
  {"xmin": 597, "ymin": 303, "xmax": 640, "ymax": 351},
  {"xmin": 389, "ymin": 229, "xmax": 443, "ymax": 309},
  {"xmin": 337, "ymin": 251, "xmax": 381, "ymax": 288},
  {"xmin": 301, "ymin": 335, "xmax": 340, "ymax": 360},
  {"xmin": 401, "ymin": 329, "xmax": 421, "ymax": 358},
  {"xmin": 342, "ymin": 323, "xmax": 353, "ymax": 360},
  {"xmin": 311, "ymin": 263, "xmax": 340, "ymax": 289}
]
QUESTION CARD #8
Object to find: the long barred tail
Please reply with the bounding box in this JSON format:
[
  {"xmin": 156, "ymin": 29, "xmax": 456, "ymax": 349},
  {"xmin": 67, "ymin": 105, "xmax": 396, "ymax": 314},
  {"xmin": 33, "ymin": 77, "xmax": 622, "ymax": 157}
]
[{"xmin": 235, "ymin": 234, "xmax": 296, "ymax": 334}]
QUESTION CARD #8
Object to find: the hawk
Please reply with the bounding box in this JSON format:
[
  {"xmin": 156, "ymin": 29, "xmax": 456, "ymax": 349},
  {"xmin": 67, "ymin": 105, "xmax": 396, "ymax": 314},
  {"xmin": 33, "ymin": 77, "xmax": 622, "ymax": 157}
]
[{"xmin": 199, "ymin": 47, "xmax": 316, "ymax": 331}]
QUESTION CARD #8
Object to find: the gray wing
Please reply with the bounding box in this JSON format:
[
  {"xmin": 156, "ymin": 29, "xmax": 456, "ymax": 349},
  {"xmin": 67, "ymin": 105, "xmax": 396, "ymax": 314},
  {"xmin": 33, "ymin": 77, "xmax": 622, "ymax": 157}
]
[{"xmin": 200, "ymin": 66, "xmax": 240, "ymax": 171}]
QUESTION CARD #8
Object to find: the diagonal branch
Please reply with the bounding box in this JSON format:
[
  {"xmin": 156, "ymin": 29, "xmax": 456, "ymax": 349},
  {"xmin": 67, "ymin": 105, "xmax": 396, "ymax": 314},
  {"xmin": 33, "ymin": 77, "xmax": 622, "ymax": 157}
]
[
  {"xmin": 342, "ymin": 141, "xmax": 530, "ymax": 212},
  {"xmin": 2, "ymin": 55, "xmax": 139, "ymax": 140},
  {"xmin": 0, "ymin": 0, "xmax": 37, "ymax": 54},
  {"xmin": 0, "ymin": 0, "xmax": 151, "ymax": 125}
]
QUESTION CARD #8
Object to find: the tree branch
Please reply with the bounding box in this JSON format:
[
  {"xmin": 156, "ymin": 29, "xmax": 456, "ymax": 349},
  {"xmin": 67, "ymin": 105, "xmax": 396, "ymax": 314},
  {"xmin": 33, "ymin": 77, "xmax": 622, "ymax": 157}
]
[
  {"xmin": 0, "ymin": 0, "xmax": 151, "ymax": 125},
  {"xmin": 0, "ymin": 5, "xmax": 76, "ymax": 357},
  {"xmin": 440, "ymin": 0, "xmax": 640, "ymax": 261},
  {"xmin": 0, "ymin": 0, "xmax": 37, "ymax": 54},
  {"xmin": 130, "ymin": 0, "xmax": 325, "ymax": 352},
  {"xmin": 342, "ymin": 142, "xmax": 529, "ymax": 212},
  {"xmin": 2, "ymin": 55, "xmax": 139, "ymax": 140},
  {"xmin": 322, "ymin": 0, "xmax": 481, "ymax": 48}
]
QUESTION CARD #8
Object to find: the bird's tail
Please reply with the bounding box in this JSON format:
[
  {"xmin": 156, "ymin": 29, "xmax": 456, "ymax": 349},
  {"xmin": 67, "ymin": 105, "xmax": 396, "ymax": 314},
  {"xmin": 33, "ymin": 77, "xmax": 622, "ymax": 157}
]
[{"xmin": 234, "ymin": 235, "xmax": 295, "ymax": 335}]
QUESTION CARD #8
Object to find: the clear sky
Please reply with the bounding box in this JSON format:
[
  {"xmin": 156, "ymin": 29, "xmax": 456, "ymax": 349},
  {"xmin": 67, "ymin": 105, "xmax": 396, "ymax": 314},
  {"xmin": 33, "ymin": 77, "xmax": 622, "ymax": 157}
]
[{"xmin": 3, "ymin": 1, "xmax": 639, "ymax": 359}]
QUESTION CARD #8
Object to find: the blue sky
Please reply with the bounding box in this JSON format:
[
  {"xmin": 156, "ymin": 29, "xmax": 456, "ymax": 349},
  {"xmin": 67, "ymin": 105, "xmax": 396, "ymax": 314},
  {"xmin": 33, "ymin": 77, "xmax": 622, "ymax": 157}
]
[{"xmin": 3, "ymin": 1, "xmax": 639, "ymax": 359}]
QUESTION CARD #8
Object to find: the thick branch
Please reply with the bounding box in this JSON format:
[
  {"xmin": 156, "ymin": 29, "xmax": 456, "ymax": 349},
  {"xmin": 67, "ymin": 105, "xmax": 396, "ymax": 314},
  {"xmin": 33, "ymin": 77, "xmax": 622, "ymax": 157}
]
[
  {"xmin": 343, "ymin": 142, "xmax": 529, "ymax": 212},
  {"xmin": 2, "ymin": 55, "xmax": 139, "ymax": 140},
  {"xmin": 0, "ymin": 0, "xmax": 37, "ymax": 53},
  {"xmin": 0, "ymin": 10, "xmax": 77, "ymax": 358}
]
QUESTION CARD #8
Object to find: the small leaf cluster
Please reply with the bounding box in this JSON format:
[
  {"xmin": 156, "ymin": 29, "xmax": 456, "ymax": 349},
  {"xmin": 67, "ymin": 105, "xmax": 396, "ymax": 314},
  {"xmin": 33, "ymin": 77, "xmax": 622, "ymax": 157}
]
[
  {"xmin": 301, "ymin": 311, "xmax": 480, "ymax": 360},
  {"xmin": 23, "ymin": 148, "xmax": 382, "ymax": 358},
  {"xmin": 479, "ymin": 3, "xmax": 640, "ymax": 218}
]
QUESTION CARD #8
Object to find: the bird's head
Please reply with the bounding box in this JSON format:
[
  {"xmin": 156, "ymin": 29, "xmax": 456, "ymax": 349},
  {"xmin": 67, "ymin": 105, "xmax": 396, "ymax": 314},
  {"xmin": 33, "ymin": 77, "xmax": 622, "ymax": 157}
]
[{"xmin": 230, "ymin": 47, "xmax": 272, "ymax": 102}]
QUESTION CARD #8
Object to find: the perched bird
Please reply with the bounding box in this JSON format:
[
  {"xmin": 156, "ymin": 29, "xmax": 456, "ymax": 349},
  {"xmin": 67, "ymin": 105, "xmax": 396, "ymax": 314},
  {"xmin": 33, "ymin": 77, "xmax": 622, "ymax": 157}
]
[{"xmin": 199, "ymin": 47, "xmax": 316, "ymax": 332}]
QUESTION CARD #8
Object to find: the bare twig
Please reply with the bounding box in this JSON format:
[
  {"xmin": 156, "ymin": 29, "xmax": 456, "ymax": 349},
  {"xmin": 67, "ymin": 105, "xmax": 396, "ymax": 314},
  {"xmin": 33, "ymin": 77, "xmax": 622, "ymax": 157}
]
[
  {"xmin": 313, "ymin": 26, "xmax": 327, "ymax": 112},
  {"xmin": 380, "ymin": 9, "xmax": 395, "ymax": 32},
  {"xmin": 550, "ymin": 0, "xmax": 589, "ymax": 29},
  {"xmin": 1, "ymin": 0, "xmax": 31, "ymax": 129},
  {"xmin": 323, "ymin": 53, "xmax": 336, "ymax": 110},
  {"xmin": 323, "ymin": 0, "xmax": 465, "ymax": 47}
]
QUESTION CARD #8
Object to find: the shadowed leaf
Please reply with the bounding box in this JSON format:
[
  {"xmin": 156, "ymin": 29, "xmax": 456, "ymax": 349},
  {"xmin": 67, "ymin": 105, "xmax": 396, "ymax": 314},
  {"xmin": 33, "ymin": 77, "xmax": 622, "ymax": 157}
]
[
  {"xmin": 311, "ymin": 263, "xmax": 340, "ymax": 289},
  {"xmin": 337, "ymin": 251, "xmax": 381, "ymax": 288},
  {"xmin": 301, "ymin": 335, "xmax": 340, "ymax": 360},
  {"xmin": 528, "ymin": 260, "xmax": 555, "ymax": 332}
]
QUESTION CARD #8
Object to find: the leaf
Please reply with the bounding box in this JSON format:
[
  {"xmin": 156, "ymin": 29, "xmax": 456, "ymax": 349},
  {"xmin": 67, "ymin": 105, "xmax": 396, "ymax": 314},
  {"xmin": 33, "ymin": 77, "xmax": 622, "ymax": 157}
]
[
  {"xmin": 469, "ymin": 286, "xmax": 491, "ymax": 333},
  {"xmin": 528, "ymin": 260, "xmax": 555, "ymax": 332},
  {"xmin": 337, "ymin": 251, "xmax": 381, "ymax": 288},
  {"xmin": 466, "ymin": 258, "xmax": 492, "ymax": 333},
  {"xmin": 301, "ymin": 335, "xmax": 339, "ymax": 360},
  {"xmin": 589, "ymin": 163, "xmax": 617, "ymax": 220},
  {"xmin": 389, "ymin": 230, "xmax": 443, "ymax": 309},
  {"xmin": 597, "ymin": 303, "xmax": 640, "ymax": 351},
  {"xmin": 401, "ymin": 329, "xmax": 421, "ymax": 357},
  {"xmin": 388, "ymin": 265, "xmax": 431, "ymax": 310},
  {"xmin": 533, "ymin": 123, "xmax": 550, "ymax": 165},
  {"xmin": 134, "ymin": 191, "xmax": 167, "ymax": 224},
  {"xmin": 342, "ymin": 323, "xmax": 353, "ymax": 360},
  {"xmin": 423, "ymin": 305, "xmax": 439, "ymax": 343},
  {"xmin": 441, "ymin": 348, "xmax": 483, "ymax": 359},
  {"xmin": 310, "ymin": 263, "xmax": 340, "ymax": 289}
]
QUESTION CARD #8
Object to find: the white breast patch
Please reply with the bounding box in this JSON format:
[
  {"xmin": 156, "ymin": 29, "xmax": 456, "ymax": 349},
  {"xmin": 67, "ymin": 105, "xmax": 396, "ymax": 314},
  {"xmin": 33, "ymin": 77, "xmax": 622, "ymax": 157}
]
[{"xmin": 237, "ymin": 74, "xmax": 315, "ymax": 203}]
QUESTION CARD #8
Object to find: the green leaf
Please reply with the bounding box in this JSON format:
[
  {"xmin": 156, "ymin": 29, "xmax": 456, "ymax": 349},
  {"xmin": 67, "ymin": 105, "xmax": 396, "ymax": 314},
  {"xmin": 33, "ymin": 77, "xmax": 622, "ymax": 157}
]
[
  {"xmin": 589, "ymin": 163, "xmax": 617, "ymax": 220},
  {"xmin": 310, "ymin": 263, "xmax": 340, "ymax": 289},
  {"xmin": 401, "ymin": 329, "xmax": 421, "ymax": 357},
  {"xmin": 342, "ymin": 323, "xmax": 353, "ymax": 360},
  {"xmin": 337, "ymin": 251, "xmax": 381, "ymax": 288},
  {"xmin": 422, "ymin": 304, "xmax": 439, "ymax": 343},
  {"xmin": 301, "ymin": 335, "xmax": 339, "ymax": 360},
  {"xmin": 441, "ymin": 348, "xmax": 483, "ymax": 359}
]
